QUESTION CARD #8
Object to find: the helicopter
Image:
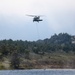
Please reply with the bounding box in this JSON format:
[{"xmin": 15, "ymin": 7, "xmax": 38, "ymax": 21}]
[{"xmin": 26, "ymin": 15, "xmax": 43, "ymax": 22}]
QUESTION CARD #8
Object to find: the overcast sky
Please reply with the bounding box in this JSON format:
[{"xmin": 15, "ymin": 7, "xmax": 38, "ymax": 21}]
[{"xmin": 0, "ymin": 0, "xmax": 75, "ymax": 41}]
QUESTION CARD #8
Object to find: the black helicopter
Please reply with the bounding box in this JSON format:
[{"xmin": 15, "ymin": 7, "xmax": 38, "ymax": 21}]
[{"xmin": 26, "ymin": 15, "xmax": 43, "ymax": 22}]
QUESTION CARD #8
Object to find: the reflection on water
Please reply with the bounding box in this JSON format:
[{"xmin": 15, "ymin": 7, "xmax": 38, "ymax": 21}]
[{"xmin": 0, "ymin": 69, "xmax": 75, "ymax": 75}]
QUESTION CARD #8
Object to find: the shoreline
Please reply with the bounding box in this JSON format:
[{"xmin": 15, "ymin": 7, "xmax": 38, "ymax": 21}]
[{"xmin": 0, "ymin": 69, "xmax": 75, "ymax": 71}]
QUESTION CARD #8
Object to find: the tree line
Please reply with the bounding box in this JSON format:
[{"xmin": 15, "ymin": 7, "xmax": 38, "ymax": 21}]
[{"xmin": 0, "ymin": 33, "xmax": 75, "ymax": 69}]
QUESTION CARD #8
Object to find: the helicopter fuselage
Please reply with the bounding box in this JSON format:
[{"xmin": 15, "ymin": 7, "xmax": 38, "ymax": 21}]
[
  {"xmin": 33, "ymin": 16, "xmax": 43, "ymax": 22},
  {"xmin": 26, "ymin": 15, "xmax": 43, "ymax": 22}
]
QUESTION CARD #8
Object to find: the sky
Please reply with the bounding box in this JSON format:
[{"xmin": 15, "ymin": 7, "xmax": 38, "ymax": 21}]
[{"xmin": 0, "ymin": 0, "xmax": 75, "ymax": 41}]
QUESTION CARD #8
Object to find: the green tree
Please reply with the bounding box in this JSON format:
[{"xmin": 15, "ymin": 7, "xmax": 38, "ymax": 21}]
[{"xmin": 10, "ymin": 52, "xmax": 20, "ymax": 69}]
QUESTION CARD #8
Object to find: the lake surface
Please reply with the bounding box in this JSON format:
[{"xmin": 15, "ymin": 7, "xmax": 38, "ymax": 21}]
[{"xmin": 0, "ymin": 69, "xmax": 75, "ymax": 75}]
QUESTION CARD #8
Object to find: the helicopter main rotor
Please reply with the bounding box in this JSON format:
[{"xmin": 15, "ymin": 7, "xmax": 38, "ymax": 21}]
[{"xmin": 26, "ymin": 14, "xmax": 44, "ymax": 17}]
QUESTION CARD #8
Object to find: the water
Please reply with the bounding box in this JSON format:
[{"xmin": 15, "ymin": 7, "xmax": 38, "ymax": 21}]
[{"xmin": 0, "ymin": 69, "xmax": 75, "ymax": 75}]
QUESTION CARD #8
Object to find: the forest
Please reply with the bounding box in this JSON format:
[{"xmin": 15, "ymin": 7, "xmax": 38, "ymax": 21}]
[{"xmin": 0, "ymin": 33, "xmax": 75, "ymax": 69}]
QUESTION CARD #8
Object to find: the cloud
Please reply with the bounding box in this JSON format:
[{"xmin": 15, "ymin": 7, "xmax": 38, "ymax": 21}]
[
  {"xmin": 0, "ymin": 0, "xmax": 75, "ymax": 14},
  {"xmin": 0, "ymin": 0, "xmax": 35, "ymax": 15},
  {"xmin": 0, "ymin": 0, "xmax": 75, "ymax": 40}
]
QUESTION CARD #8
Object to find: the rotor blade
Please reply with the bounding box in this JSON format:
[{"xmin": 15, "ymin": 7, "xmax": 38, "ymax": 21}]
[
  {"xmin": 26, "ymin": 14, "xmax": 36, "ymax": 17},
  {"xmin": 26, "ymin": 14, "xmax": 44, "ymax": 17}
]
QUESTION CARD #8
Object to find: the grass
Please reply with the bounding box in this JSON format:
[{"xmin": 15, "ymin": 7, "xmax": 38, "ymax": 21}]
[
  {"xmin": 0, "ymin": 62, "xmax": 5, "ymax": 70},
  {"xmin": 0, "ymin": 52, "xmax": 75, "ymax": 69}
]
